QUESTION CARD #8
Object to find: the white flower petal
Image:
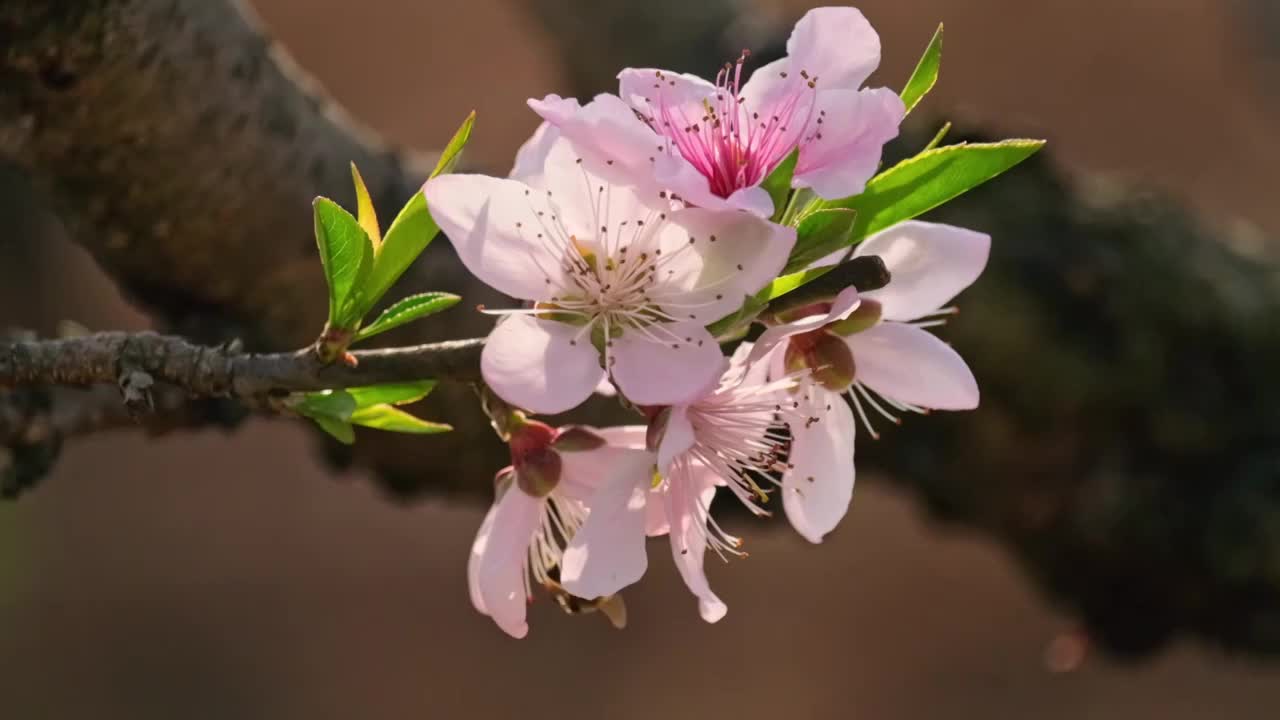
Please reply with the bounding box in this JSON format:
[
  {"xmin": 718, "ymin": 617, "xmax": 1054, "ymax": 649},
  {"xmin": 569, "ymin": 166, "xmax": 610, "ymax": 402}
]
[
  {"xmin": 473, "ymin": 488, "xmax": 543, "ymax": 638},
  {"xmin": 846, "ymin": 322, "xmax": 979, "ymax": 410},
  {"xmin": 481, "ymin": 315, "xmax": 604, "ymax": 414},
  {"xmin": 657, "ymin": 405, "xmax": 696, "ymax": 471},
  {"xmin": 609, "ymin": 321, "xmax": 725, "ymax": 406},
  {"xmin": 793, "ymin": 87, "xmax": 904, "ymax": 200},
  {"xmin": 423, "ymin": 174, "xmax": 571, "ymax": 301},
  {"xmin": 854, "ymin": 221, "xmax": 991, "ymax": 321},
  {"xmin": 560, "ymin": 453, "xmax": 656, "ymax": 599},
  {"xmin": 785, "ymin": 7, "xmax": 882, "ymax": 91},
  {"xmin": 665, "ymin": 464, "xmax": 727, "ymax": 622},
  {"xmin": 783, "ymin": 386, "xmax": 856, "ymax": 543},
  {"xmin": 653, "ymin": 207, "xmax": 796, "ymax": 323},
  {"xmin": 509, "ymin": 122, "xmax": 559, "ymax": 185}
]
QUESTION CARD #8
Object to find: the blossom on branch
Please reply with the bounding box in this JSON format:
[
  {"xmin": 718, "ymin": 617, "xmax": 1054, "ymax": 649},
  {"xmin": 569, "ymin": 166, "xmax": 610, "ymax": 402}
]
[
  {"xmin": 530, "ymin": 7, "xmax": 904, "ymax": 217},
  {"xmin": 749, "ymin": 221, "xmax": 990, "ymax": 542},
  {"xmin": 424, "ymin": 127, "xmax": 794, "ymax": 414}
]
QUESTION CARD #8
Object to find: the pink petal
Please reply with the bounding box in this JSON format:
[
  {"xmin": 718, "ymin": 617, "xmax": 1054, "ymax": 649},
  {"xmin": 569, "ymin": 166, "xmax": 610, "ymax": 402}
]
[
  {"xmin": 558, "ymin": 442, "xmax": 656, "ymax": 502},
  {"xmin": 529, "ymin": 93, "xmax": 684, "ymax": 196},
  {"xmin": 785, "ymin": 7, "xmax": 882, "ymax": 91},
  {"xmin": 845, "ymin": 322, "xmax": 979, "ymax": 410},
  {"xmin": 509, "ymin": 122, "xmax": 559, "ymax": 184},
  {"xmin": 619, "ymin": 68, "xmax": 717, "ymax": 128},
  {"xmin": 724, "ymin": 185, "xmax": 777, "ymax": 217},
  {"xmin": 539, "ymin": 132, "xmax": 659, "ymax": 244},
  {"xmin": 646, "ymin": 484, "xmax": 671, "ymax": 537},
  {"xmin": 560, "ymin": 458, "xmax": 655, "ymax": 599},
  {"xmin": 854, "ymin": 221, "xmax": 992, "ymax": 321},
  {"xmin": 656, "ymin": 405, "xmax": 696, "ymax": 471},
  {"xmin": 467, "ymin": 502, "xmax": 500, "ymax": 615},
  {"xmin": 481, "ymin": 314, "xmax": 604, "ymax": 414},
  {"xmin": 596, "ymin": 425, "xmax": 647, "ymax": 449},
  {"xmin": 645, "ymin": 459, "xmax": 720, "ymax": 537},
  {"xmin": 738, "ymin": 57, "xmax": 796, "ymax": 122},
  {"xmin": 609, "ymin": 321, "xmax": 725, "ymax": 406},
  {"xmin": 422, "ymin": 174, "xmax": 568, "ymax": 301},
  {"xmin": 793, "ymin": 87, "xmax": 904, "ymax": 200},
  {"xmin": 594, "ymin": 376, "xmax": 618, "ymax": 397},
  {"xmin": 473, "ymin": 488, "xmax": 543, "ymax": 639},
  {"xmin": 531, "ymin": 93, "xmax": 753, "ymax": 218},
  {"xmin": 783, "ymin": 385, "xmax": 856, "ymax": 543},
  {"xmin": 665, "ymin": 464, "xmax": 727, "ymax": 622},
  {"xmin": 652, "ymin": 207, "xmax": 796, "ymax": 323},
  {"xmin": 747, "ymin": 285, "xmax": 860, "ymax": 365}
]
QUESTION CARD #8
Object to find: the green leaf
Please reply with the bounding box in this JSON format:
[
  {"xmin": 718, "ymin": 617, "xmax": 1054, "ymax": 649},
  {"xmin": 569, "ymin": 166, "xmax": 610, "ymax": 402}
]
[
  {"xmin": 759, "ymin": 265, "xmax": 836, "ymax": 302},
  {"xmin": 349, "ymin": 405, "xmax": 452, "ymax": 434},
  {"xmin": 813, "ymin": 140, "xmax": 1045, "ymax": 250},
  {"xmin": 760, "ymin": 149, "xmax": 798, "ymax": 222},
  {"xmin": 353, "ymin": 292, "xmax": 461, "ymax": 343},
  {"xmin": 705, "ymin": 293, "xmax": 770, "ymax": 341},
  {"xmin": 780, "ymin": 187, "xmax": 818, "ymax": 226},
  {"xmin": 295, "ymin": 389, "xmax": 357, "ymax": 421},
  {"xmin": 350, "ymin": 163, "xmax": 381, "ymax": 247},
  {"xmin": 314, "ymin": 198, "xmax": 374, "ymax": 328},
  {"xmin": 311, "ymin": 415, "xmax": 355, "ymax": 444},
  {"xmin": 782, "ymin": 208, "xmax": 858, "ymax": 274},
  {"xmin": 358, "ymin": 112, "xmax": 473, "ymax": 316},
  {"xmin": 346, "ymin": 381, "xmax": 438, "ymax": 408},
  {"xmin": 901, "ymin": 24, "xmax": 943, "ymax": 115},
  {"xmin": 923, "ymin": 121, "xmax": 952, "ymax": 152},
  {"xmin": 430, "ymin": 110, "xmax": 476, "ymax": 179},
  {"xmin": 365, "ymin": 192, "xmax": 436, "ymax": 311}
]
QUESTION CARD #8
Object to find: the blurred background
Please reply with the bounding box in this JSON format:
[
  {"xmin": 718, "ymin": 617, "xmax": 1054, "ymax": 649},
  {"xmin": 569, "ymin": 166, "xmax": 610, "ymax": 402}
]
[{"xmin": 2, "ymin": 0, "xmax": 1279, "ymax": 717}]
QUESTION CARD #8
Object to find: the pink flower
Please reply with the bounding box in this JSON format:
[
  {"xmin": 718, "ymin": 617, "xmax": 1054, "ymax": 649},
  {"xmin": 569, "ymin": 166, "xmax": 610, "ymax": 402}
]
[
  {"xmin": 530, "ymin": 7, "xmax": 904, "ymax": 217},
  {"xmin": 749, "ymin": 221, "xmax": 990, "ymax": 542},
  {"xmin": 424, "ymin": 126, "xmax": 794, "ymax": 414},
  {"xmin": 559, "ymin": 350, "xmax": 803, "ymax": 622},
  {"xmin": 467, "ymin": 421, "xmax": 655, "ymax": 638}
]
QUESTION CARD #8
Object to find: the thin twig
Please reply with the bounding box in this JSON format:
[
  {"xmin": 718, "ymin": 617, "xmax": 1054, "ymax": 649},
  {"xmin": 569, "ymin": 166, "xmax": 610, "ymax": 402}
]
[{"xmin": 0, "ymin": 332, "xmax": 485, "ymax": 399}]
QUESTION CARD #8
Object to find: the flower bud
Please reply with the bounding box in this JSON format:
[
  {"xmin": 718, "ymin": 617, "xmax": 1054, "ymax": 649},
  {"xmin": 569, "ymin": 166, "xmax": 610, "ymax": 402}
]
[
  {"xmin": 826, "ymin": 298, "xmax": 882, "ymax": 336},
  {"xmin": 509, "ymin": 419, "xmax": 561, "ymax": 497},
  {"xmin": 784, "ymin": 330, "xmax": 857, "ymax": 392},
  {"xmin": 515, "ymin": 448, "xmax": 562, "ymax": 497}
]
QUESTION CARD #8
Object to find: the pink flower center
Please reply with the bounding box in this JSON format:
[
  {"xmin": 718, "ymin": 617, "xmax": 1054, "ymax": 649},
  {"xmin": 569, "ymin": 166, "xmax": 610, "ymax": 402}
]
[{"xmin": 636, "ymin": 53, "xmax": 819, "ymax": 199}]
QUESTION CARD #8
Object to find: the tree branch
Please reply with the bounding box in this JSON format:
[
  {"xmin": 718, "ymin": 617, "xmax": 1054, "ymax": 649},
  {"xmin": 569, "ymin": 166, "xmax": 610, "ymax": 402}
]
[{"xmin": 0, "ymin": 332, "xmax": 484, "ymax": 397}]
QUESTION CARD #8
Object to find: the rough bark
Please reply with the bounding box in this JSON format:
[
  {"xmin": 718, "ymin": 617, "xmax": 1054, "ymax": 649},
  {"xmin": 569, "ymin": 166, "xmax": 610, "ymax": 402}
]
[{"xmin": 0, "ymin": 332, "xmax": 484, "ymax": 396}]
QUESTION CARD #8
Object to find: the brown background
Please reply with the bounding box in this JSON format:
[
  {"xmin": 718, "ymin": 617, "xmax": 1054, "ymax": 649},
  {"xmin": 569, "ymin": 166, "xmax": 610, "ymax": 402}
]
[{"xmin": 2, "ymin": 1, "xmax": 1279, "ymax": 717}]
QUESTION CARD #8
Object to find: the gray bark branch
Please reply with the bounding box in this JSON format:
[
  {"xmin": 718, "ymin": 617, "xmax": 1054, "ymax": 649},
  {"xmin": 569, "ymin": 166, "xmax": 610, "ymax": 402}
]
[{"xmin": 0, "ymin": 332, "xmax": 484, "ymax": 397}]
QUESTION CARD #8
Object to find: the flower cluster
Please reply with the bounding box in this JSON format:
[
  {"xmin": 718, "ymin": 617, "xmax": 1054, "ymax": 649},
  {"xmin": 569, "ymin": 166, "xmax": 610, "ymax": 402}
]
[{"xmin": 425, "ymin": 7, "xmax": 995, "ymax": 637}]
